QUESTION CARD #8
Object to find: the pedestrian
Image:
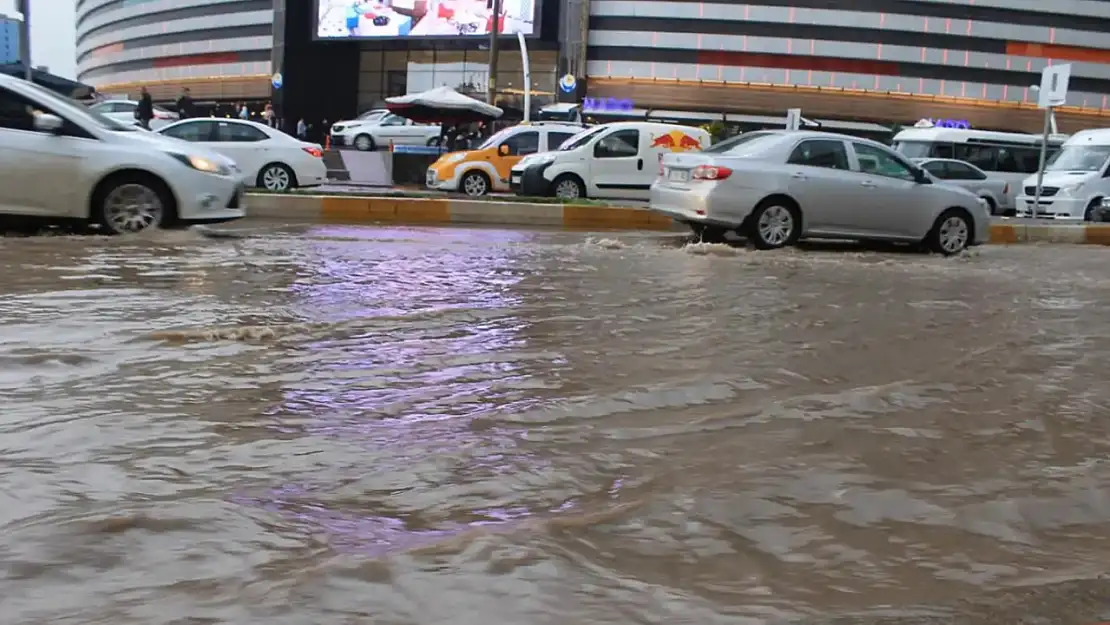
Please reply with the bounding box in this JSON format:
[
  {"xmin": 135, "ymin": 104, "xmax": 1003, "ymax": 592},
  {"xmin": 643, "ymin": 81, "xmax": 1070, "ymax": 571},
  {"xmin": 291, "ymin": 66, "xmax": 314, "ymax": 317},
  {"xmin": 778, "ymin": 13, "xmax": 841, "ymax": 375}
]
[
  {"xmin": 175, "ymin": 87, "xmax": 193, "ymax": 119},
  {"xmin": 239, "ymin": 102, "xmax": 249, "ymax": 120},
  {"xmin": 296, "ymin": 118, "xmax": 308, "ymax": 140},
  {"xmin": 261, "ymin": 102, "xmax": 275, "ymax": 127},
  {"xmin": 136, "ymin": 86, "xmax": 154, "ymax": 130}
]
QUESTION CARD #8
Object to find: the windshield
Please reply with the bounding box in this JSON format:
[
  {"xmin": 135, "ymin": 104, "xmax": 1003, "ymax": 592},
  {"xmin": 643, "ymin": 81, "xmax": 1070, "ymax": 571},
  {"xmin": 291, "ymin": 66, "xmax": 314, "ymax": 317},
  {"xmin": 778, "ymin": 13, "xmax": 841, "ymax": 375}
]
[
  {"xmin": 477, "ymin": 126, "xmax": 517, "ymax": 150},
  {"xmin": 1046, "ymin": 144, "xmax": 1110, "ymax": 172},
  {"xmin": 715, "ymin": 133, "xmax": 785, "ymax": 158},
  {"xmin": 357, "ymin": 109, "xmax": 387, "ymax": 120},
  {"xmin": 559, "ymin": 126, "xmax": 605, "ymax": 151},
  {"xmin": 893, "ymin": 141, "xmax": 934, "ymax": 158},
  {"xmin": 703, "ymin": 131, "xmax": 775, "ymax": 154}
]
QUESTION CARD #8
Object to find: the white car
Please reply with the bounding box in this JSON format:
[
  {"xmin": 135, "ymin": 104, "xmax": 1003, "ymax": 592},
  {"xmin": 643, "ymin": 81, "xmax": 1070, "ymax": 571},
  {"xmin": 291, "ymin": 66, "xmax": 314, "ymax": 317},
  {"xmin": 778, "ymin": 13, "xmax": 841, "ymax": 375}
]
[
  {"xmin": 0, "ymin": 72, "xmax": 245, "ymax": 234},
  {"xmin": 330, "ymin": 112, "xmax": 441, "ymax": 151},
  {"xmin": 911, "ymin": 157, "xmax": 1011, "ymax": 215},
  {"xmin": 88, "ymin": 98, "xmax": 179, "ymax": 130},
  {"xmin": 157, "ymin": 118, "xmax": 327, "ymax": 191}
]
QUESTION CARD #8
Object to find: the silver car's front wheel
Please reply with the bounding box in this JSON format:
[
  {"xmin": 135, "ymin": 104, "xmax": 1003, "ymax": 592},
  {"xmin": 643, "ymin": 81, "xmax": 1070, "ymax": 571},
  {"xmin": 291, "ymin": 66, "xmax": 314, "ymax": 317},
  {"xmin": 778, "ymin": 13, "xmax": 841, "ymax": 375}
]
[
  {"xmin": 98, "ymin": 180, "xmax": 166, "ymax": 234},
  {"xmin": 927, "ymin": 210, "xmax": 972, "ymax": 255},
  {"xmin": 259, "ymin": 163, "xmax": 294, "ymax": 191},
  {"xmin": 552, "ymin": 175, "xmax": 585, "ymax": 200},
  {"xmin": 749, "ymin": 201, "xmax": 799, "ymax": 250}
]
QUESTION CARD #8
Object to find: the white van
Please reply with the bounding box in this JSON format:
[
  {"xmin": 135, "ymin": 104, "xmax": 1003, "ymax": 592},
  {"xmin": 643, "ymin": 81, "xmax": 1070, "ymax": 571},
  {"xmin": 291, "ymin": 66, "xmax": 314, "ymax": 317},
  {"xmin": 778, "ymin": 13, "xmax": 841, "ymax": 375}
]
[
  {"xmin": 1016, "ymin": 128, "xmax": 1110, "ymax": 220},
  {"xmin": 509, "ymin": 121, "xmax": 711, "ymax": 200}
]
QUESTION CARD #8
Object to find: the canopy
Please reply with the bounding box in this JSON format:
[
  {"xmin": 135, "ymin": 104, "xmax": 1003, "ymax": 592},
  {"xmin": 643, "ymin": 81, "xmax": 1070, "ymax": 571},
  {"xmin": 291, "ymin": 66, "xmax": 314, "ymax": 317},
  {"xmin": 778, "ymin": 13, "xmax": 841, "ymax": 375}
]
[
  {"xmin": 386, "ymin": 86, "xmax": 503, "ymax": 124},
  {"xmin": 0, "ymin": 63, "xmax": 96, "ymax": 99}
]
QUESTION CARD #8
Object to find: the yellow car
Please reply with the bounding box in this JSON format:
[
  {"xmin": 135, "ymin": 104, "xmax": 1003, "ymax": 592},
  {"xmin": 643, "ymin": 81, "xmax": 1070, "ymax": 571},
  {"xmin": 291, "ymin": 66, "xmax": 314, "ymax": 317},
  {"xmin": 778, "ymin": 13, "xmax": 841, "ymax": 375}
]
[{"xmin": 426, "ymin": 122, "xmax": 584, "ymax": 196}]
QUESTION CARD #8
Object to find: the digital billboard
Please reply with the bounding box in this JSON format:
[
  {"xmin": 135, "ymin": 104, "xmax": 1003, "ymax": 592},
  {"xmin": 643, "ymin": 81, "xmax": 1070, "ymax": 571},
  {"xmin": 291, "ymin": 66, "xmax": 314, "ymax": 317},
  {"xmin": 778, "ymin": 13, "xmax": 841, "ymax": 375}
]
[{"xmin": 315, "ymin": 0, "xmax": 538, "ymax": 39}]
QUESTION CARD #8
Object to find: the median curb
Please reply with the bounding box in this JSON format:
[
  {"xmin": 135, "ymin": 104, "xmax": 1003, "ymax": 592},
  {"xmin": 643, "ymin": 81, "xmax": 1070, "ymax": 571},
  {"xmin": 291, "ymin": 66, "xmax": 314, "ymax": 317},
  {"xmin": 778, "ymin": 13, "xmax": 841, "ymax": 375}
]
[
  {"xmin": 245, "ymin": 193, "xmax": 675, "ymax": 230},
  {"xmin": 246, "ymin": 194, "xmax": 1110, "ymax": 243},
  {"xmin": 989, "ymin": 222, "xmax": 1110, "ymax": 245}
]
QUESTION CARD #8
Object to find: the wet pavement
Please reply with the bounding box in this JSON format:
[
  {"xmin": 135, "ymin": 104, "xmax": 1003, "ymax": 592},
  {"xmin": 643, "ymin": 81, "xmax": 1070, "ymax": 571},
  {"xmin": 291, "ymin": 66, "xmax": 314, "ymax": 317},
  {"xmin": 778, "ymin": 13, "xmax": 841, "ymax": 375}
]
[{"xmin": 2, "ymin": 224, "xmax": 1110, "ymax": 624}]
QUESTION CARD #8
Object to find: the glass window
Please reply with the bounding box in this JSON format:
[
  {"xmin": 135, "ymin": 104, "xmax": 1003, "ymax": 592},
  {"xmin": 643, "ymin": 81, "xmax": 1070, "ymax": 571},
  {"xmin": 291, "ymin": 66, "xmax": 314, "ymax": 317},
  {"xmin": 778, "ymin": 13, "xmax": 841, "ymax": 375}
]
[
  {"xmin": 1046, "ymin": 144, "xmax": 1110, "ymax": 172},
  {"xmin": 502, "ymin": 130, "xmax": 539, "ymax": 156},
  {"xmin": 921, "ymin": 161, "xmax": 948, "ymax": 179},
  {"xmin": 594, "ymin": 129, "xmax": 639, "ymax": 158},
  {"xmin": 162, "ymin": 120, "xmax": 215, "ymax": 141},
  {"xmin": 379, "ymin": 115, "xmax": 406, "ymax": 126},
  {"xmin": 945, "ymin": 161, "xmax": 986, "ymax": 180},
  {"xmin": 0, "ymin": 87, "xmax": 38, "ymax": 132},
  {"xmin": 704, "ymin": 130, "xmax": 774, "ymax": 154},
  {"xmin": 853, "ymin": 142, "xmax": 916, "ymax": 181},
  {"xmin": 953, "ymin": 144, "xmax": 998, "ymax": 171},
  {"xmin": 787, "ymin": 139, "xmax": 849, "ymax": 170},
  {"xmin": 894, "ymin": 141, "xmax": 954, "ymax": 159},
  {"xmin": 560, "ymin": 126, "xmax": 605, "ymax": 151},
  {"xmin": 216, "ymin": 122, "xmax": 268, "ymax": 142},
  {"xmin": 546, "ymin": 131, "xmax": 576, "ymax": 150}
]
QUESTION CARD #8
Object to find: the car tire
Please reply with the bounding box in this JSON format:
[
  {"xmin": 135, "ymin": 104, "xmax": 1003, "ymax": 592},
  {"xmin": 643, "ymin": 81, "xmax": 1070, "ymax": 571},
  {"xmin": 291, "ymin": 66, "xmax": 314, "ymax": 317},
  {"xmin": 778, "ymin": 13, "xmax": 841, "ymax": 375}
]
[
  {"xmin": 981, "ymin": 196, "xmax": 998, "ymax": 215},
  {"xmin": 747, "ymin": 198, "xmax": 801, "ymax": 250},
  {"xmin": 460, "ymin": 170, "xmax": 490, "ymax": 196},
  {"xmin": 258, "ymin": 163, "xmax": 297, "ymax": 192},
  {"xmin": 354, "ymin": 134, "xmax": 375, "ymax": 151},
  {"xmin": 926, "ymin": 208, "xmax": 973, "ymax": 255},
  {"xmin": 690, "ymin": 224, "xmax": 728, "ymax": 243},
  {"xmin": 92, "ymin": 173, "xmax": 173, "ymax": 235},
  {"xmin": 1084, "ymin": 198, "xmax": 1102, "ymax": 221},
  {"xmin": 551, "ymin": 174, "xmax": 586, "ymax": 200}
]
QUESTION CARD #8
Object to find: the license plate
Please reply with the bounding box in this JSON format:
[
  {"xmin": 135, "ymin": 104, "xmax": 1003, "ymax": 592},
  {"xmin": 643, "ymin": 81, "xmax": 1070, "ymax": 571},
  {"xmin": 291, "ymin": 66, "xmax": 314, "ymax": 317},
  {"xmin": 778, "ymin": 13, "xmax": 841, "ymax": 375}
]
[
  {"xmin": 511, "ymin": 175, "xmax": 521, "ymax": 184},
  {"xmin": 669, "ymin": 169, "xmax": 688, "ymax": 182}
]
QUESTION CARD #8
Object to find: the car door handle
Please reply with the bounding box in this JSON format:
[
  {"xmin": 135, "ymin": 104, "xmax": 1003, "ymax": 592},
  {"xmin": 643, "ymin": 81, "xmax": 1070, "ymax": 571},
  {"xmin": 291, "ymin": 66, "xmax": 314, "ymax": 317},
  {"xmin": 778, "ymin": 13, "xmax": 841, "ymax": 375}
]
[
  {"xmin": 791, "ymin": 172, "xmax": 806, "ymax": 179},
  {"xmin": 637, "ymin": 158, "xmax": 644, "ymax": 170},
  {"xmin": 860, "ymin": 181, "xmax": 876, "ymax": 188}
]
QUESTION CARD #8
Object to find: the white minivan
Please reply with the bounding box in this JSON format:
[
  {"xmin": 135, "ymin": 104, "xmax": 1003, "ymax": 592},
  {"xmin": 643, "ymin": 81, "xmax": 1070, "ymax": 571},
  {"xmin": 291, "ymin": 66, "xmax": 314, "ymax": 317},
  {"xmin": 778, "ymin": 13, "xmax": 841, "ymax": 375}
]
[
  {"xmin": 1016, "ymin": 128, "xmax": 1110, "ymax": 220},
  {"xmin": 509, "ymin": 121, "xmax": 711, "ymax": 200}
]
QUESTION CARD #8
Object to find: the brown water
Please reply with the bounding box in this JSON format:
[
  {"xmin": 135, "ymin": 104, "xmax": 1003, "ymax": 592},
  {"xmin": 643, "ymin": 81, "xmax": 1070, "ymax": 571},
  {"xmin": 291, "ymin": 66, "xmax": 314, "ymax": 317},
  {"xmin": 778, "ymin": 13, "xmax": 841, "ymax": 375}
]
[{"xmin": 1, "ymin": 224, "xmax": 1110, "ymax": 624}]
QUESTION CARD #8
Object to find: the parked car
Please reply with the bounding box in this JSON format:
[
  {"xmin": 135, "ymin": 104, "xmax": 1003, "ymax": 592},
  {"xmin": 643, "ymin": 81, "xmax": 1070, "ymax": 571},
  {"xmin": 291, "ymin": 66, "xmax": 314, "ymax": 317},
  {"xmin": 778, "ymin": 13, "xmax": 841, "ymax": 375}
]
[
  {"xmin": 911, "ymin": 157, "xmax": 1011, "ymax": 215},
  {"xmin": 0, "ymin": 72, "xmax": 244, "ymax": 234},
  {"xmin": 426, "ymin": 122, "xmax": 583, "ymax": 196},
  {"xmin": 1017, "ymin": 129, "xmax": 1110, "ymax": 220},
  {"xmin": 329, "ymin": 112, "xmax": 440, "ymax": 151},
  {"xmin": 157, "ymin": 118, "xmax": 326, "ymax": 191},
  {"xmin": 649, "ymin": 130, "xmax": 990, "ymax": 255},
  {"xmin": 88, "ymin": 98, "xmax": 179, "ymax": 131},
  {"xmin": 509, "ymin": 121, "xmax": 712, "ymax": 200}
]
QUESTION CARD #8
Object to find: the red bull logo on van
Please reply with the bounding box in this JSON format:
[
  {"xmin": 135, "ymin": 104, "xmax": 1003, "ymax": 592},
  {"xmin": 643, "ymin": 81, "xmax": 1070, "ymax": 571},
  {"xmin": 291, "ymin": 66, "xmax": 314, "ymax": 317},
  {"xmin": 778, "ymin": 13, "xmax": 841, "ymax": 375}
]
[{"xmin": 650, "ymin": 130, "xmax": 703, "ymax": 152}]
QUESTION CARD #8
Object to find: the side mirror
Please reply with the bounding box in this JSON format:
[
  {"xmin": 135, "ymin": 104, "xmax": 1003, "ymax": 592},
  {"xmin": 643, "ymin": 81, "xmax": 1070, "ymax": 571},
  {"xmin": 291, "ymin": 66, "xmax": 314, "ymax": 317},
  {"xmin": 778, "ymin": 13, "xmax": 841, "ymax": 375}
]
[
  {"xmin": 33, "ymin": 112, "xmax": 64, "ymax": 133},
  {"xmin": 914, "ymin": 168, "xmax": 932, "ymax": 184},
  {"xmin": 498, "ymin": 144, "xmax": 510, "ymax": 156}
]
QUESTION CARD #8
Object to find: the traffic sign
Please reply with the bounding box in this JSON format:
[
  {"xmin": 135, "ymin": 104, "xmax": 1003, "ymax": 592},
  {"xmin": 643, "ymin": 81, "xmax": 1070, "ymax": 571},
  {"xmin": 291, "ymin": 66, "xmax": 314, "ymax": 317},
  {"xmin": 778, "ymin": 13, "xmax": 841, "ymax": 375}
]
[
  {"xmin": 1038, "ymin": 64, "xmax": 1070, "ymax": 108},
  {"xmin": 785, "ymin": 108, "xmax": 802, "ymax": 131},
  {"xmin": 271, "ymin": 72, "xmax": 283, "ymax": 89}
]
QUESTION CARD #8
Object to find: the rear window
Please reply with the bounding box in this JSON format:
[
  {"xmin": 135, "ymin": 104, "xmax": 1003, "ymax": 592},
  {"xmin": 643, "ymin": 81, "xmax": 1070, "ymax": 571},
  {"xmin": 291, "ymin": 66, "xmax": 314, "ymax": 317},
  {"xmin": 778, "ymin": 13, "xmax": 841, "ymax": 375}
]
[{"xmin": 704, "ymin": 131, "xmax": 776, "ymax": 154}]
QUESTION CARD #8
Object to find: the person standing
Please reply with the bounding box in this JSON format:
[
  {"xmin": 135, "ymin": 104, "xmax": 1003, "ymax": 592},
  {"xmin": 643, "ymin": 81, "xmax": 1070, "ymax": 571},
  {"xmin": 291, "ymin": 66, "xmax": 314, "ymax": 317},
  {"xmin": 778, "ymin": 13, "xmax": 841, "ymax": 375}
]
[
  {"xmin": 296, "ymin": 118, "xmax": 308, "ymax": 140},
  {"xmin": 175, "ymin": 87, "xmax": 193, "ymax": 119},
  {"xmin": 136, "ymin": 87, "xmax": 154, "ymax": 130},
  {"xmin": 238, "ymin": 102, "xmax": 249, "ymax": 120},
  {"xmin": 261, "ymin": 102, "xmax": 275, "ymax": 127}
]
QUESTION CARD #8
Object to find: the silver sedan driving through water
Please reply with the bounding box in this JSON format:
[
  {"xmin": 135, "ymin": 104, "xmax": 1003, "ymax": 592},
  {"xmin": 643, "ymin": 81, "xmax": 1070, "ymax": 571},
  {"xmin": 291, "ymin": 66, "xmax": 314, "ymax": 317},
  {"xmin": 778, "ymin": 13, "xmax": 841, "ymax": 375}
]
[{"xmin": 649, "ymin": 130, "xmax": 991, "ymax": 255}]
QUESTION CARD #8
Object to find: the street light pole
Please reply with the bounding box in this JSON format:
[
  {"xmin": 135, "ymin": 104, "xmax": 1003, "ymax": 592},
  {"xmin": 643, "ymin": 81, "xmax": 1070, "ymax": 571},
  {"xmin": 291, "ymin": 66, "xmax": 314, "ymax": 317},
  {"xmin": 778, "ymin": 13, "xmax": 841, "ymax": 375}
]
[
  {"xmin": 17, "ymin": 0, "xmax": 31, "ymax": 80},
  {"xmin": 486, "ymin": 0, "xmax": 502, "ymax": 106}
]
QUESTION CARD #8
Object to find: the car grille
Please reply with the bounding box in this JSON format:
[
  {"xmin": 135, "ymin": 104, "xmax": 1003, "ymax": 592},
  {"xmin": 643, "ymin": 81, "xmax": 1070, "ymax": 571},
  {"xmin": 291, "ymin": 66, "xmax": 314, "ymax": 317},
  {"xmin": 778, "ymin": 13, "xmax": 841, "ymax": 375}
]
[{"xmin": 1024, "ymin": 185, "xmax": 1058, "ymax": 196}]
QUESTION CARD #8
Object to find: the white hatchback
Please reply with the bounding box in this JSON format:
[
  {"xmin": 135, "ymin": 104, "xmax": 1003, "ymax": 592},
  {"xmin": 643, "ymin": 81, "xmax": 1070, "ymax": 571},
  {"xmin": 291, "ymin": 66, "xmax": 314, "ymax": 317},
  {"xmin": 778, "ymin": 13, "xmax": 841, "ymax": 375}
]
[
  {"xmin": 0, "ymin": 73, "xmax": 245, "ymax": 234},
  {"xmin": 157, "ymin": 118, "xmax": 327, "ymax": 191}
]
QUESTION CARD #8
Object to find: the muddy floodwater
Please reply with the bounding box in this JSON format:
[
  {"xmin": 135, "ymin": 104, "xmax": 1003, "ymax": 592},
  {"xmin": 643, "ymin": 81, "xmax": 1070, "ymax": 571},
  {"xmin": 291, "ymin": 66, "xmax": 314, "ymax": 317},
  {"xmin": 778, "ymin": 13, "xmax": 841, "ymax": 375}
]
[{"xmin": 1, "ymin": 225, "xmax": 1110, "ymax": 624}]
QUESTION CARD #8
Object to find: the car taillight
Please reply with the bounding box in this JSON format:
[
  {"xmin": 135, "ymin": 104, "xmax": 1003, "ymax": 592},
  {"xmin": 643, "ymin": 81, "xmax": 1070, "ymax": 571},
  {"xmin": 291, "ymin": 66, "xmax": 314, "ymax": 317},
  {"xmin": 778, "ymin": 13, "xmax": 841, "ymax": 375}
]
[
  {"xmin": 302, "ymin": 147, "xmax": 323, "ymax": 157},
  {"xmin": 691, "ymin": 165, "xmax": 732, "ymax": 180}
]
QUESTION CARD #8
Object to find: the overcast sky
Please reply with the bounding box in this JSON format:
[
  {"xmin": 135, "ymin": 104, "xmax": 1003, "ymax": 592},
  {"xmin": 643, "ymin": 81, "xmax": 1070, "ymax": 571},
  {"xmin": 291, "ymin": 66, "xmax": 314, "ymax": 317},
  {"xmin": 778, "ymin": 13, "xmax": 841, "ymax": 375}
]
[{"xmin": 2, "ymin": 0, "xmax": 78, "ymax": 79}]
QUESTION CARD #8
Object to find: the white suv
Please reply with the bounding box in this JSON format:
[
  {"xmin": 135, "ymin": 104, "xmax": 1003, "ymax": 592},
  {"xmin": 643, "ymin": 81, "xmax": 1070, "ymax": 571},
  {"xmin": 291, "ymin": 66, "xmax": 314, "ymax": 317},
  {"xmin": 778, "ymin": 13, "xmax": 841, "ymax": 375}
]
[{"xmin": 0, "ymin": 74, "xmax": 245, "ymax": 234}]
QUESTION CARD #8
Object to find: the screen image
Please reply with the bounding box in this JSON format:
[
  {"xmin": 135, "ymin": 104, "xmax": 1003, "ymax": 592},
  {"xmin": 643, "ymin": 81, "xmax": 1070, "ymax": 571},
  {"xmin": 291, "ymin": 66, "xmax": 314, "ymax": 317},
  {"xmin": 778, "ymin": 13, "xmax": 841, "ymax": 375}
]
[{"xmin": 316, "ymin": 0, "xmax": 538, "ymax": 39}]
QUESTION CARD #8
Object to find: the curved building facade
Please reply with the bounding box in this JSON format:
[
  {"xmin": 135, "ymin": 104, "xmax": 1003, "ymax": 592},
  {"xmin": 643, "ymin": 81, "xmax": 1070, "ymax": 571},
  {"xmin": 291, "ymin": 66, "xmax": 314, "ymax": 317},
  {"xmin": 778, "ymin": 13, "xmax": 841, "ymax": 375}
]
[
  {"xmin": 75, "ymin": 0, "xmax": 273, "ymax": 99},
  {"xmin": 585, "ymin": 0, "xmax": 1110, "ymax": 131}
]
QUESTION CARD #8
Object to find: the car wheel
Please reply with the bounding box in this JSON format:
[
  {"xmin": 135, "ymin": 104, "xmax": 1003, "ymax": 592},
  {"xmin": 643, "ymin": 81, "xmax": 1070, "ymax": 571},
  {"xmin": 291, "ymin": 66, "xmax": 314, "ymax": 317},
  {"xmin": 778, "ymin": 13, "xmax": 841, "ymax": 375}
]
[
  {"xmin": 460, "ymin": 170, "xmax": 490, "ymax": 196},
  {"xmin": 426, "ymin": 137, "xmax": 441, "ymax": 147},
  {"xmin": 258, "ymin": 163, "xmax": 296, "ymax": 192},
  {"xmin": 690, "ymin": 224, "xmax": 728, "ymax": 243},
  {"xmin": 1084, "ymin": 198, "xmax": 1101, "ymax": 221},
  {"xmin": 926, "ymin": 209, "xmax": 973, "ymax": 255},
  {"xmin": 552, "ymin": 174, "xmax": 586, "ymax": 200},
  {"xmin": 354, "ymin": 134, "xmax": 375, "ymax": 151},
  {"xmin": 747, "ymin": 199, "xmax": 800, "ymax": 250},
  {"xmin": 981, "ymin": 196, "xmax": 998, "ymax": 215},
  {"xmin": 94, "ymin": 174, "xmax": 170, "ymax": 235}
]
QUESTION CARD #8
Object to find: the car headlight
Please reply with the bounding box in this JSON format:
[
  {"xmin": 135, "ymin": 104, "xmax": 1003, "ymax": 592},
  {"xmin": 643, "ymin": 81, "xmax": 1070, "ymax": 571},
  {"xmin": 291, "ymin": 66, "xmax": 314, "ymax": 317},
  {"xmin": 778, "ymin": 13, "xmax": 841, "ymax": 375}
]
[
  {"xmin": 169, "ymin": 152, "xmax": 229, "ymax": 176},
  {"xmin": 332, "ymin": 125, "xmax": 345, "ymax": 133},
  {"xmin": 1061, "ymin": 183, "xmax": 1085, "ymax": 196},
  {"xmin": 523, "ymin": 153, "xmax": 556, "ymax": 167}
]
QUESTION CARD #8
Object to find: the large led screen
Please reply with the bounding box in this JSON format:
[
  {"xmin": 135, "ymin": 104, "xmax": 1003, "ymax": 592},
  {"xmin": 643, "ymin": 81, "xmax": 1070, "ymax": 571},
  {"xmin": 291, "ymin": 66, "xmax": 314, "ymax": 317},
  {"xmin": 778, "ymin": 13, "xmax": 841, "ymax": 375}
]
[{"xmin": 316, "ymin": 0, "xmax": 538, "ymax": 39}]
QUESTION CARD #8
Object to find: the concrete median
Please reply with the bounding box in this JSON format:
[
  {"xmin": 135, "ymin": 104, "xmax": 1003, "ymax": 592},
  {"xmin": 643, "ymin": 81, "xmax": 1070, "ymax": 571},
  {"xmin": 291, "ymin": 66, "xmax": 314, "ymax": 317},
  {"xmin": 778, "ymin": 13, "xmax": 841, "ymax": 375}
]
[{"xmin": 246, "ymin": 193, "xmax": 1110, "ymax": 243}]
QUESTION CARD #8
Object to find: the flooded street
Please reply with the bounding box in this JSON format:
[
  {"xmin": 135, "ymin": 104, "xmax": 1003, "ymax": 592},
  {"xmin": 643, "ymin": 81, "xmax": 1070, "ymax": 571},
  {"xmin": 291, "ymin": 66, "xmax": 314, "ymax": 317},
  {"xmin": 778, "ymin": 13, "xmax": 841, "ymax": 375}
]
[{"xmin": 2, "ymin": 224, "xmax": 1110, "ymax": 624}]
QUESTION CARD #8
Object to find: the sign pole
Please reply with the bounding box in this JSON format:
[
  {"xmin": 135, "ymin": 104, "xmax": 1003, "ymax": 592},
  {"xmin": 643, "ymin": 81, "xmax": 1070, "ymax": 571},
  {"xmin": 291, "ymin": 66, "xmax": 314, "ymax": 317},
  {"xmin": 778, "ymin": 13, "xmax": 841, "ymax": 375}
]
[
  {"xmin": 517, "ymin": 31, "xmax": 530, "ymax": 122},
  {"xmin": 17, "ymin": 0, "xmax": 31, "ymax": 80},
  {"xmin": 1032, "ymin": 105, "xmax": 1051, "ymax": 218},
  {"xmin": 486, "ymin": 0, "xmax": 503, "ymax": 108}
]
